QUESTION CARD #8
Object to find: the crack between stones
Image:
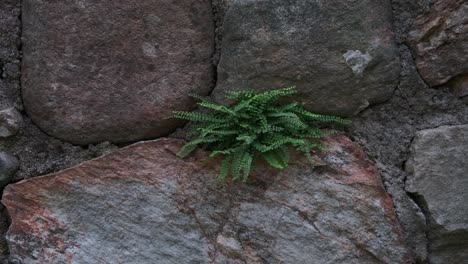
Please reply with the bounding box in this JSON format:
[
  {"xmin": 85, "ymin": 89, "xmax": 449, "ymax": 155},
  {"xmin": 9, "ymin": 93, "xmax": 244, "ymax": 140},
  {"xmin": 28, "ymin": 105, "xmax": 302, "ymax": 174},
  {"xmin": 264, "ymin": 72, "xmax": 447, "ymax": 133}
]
[
  {"xmin": 1, "ymin": 0, "xmax": 23, "ymax": 261},
  {"xmin": 406, "ymin": 191, "xmax": 432, "ymax": 264}
]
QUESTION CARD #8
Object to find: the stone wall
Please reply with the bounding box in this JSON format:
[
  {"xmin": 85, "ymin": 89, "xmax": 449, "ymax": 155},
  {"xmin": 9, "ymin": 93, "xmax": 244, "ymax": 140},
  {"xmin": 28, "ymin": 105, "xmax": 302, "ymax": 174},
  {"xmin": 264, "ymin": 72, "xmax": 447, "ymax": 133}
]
[{"xmin": 0, "ymin": 0, "xmax": 467, "ymax": 263}]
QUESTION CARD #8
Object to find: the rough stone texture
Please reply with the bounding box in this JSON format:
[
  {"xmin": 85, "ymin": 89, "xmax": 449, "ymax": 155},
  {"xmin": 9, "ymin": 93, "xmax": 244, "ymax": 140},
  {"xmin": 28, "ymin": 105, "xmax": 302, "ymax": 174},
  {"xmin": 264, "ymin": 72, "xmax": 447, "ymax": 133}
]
[
  {"xmin": 0, "ymin": 151, "xmax": 18, "ymax": 259},
  {"xmin": 407, "ymin": 0, "xmax": 468, "ymax": 96},
  {"xmin": 211, "ymin": 0, "xmax": 234, "ymax": 65},
  {"xmin": 0, "ymin": 0, "xmax": 120, "ymax": 181},
  {"xmin": 405, "ymin": 125, "xmax": 468, "ymax": 263},
  {"xmin": 0, "ymin": 117, "xmax": 119, "ymax": 263},
  {"xmin": 0, "ymin": 0, "xmax": 21, "ymax": 110},
  {"xmin": 0, "ymin": 118, "xmax": 118, "ymax": 183},
  {"xmin": 348, "ymin": 1, "xmax": 468, "ymax": 262},
  {"xmin": 351, "ymin": 44, "xmax": 468, "ymax": 264},
  {"xmin": 0, "ymin": 151, "xmax": 18, "ymax": 190},
  {"xmin": 22, "ymin": 0, "xmax": 215, "ymax": 145},
  {"xmin": 211, "ymin": 0, "xmax": 400, "ymax": 116},
  {"xmin": 3, "ymin": 136, "xmax": 411, "ymax": 263},
  {"xmin": 0, "ymin": 107, "xmax": 22, "ymax": 138}
]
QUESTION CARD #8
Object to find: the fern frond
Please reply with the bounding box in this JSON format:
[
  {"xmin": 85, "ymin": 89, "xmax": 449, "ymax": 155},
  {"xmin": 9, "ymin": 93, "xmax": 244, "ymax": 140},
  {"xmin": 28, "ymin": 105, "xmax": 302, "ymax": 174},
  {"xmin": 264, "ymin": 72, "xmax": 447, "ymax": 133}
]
[
  {"xmin": 263, "ymin": 150, "xmax": 285, "ymax": 169},
  {"xmin": 177, "ymin": 144, "xmax": 198, "ymax": 158},
  {"xmin": 278, "ymin": 146, "xmax": 290, "ymax": 167},
  {"xmin": 254, "ymin": 137, "xmax": 305, "ymax": 153},
  {"xmin": 202, "ymin": 130, "xmax": 238, "ymax": 137},
  {"xmin": 292, "ymin": 107, "xmax": 351, "ymax": 125},
  {"xmin": 242, "ymin": 153, "xmax": 253, "ymax": 182},
  {"xmin": 198, "ymin": 101, "xmax": 235, "ymax": 115},
  {"xmin": 171, "ymin": 111, "xmax": 225, "ymax": 123},
  {"xmin": 177, "ymin": 137, "xmax": 219, "ymax": 158},
  {"xmin": 189, "ymin": 93, "xmax": 210, "ymax": 102},
  {"xmin": 226, "ymin": 90, "xmax": 256, "ymax": 100},
  {"xmin": 209, "ymin": 146, "xmax": 243, "ymax": 158},
  {"xmin": 231, "ymin": 148, "xmax": 247, "ymax": 181},
  {"xmin": 219, "ymin": 155, "xmax": 232, "ymax": 180},
  {"xmin": 170, "ymin": 86, "xmax": 350, "ymax": 182}
]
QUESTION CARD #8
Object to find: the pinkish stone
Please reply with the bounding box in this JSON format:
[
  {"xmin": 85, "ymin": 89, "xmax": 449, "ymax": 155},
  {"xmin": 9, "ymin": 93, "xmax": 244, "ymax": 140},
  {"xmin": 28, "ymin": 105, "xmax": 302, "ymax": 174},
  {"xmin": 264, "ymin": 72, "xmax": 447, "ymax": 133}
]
[{"xmin": 2, "ymin": 135, "xmax": 411, "ymax": 263}]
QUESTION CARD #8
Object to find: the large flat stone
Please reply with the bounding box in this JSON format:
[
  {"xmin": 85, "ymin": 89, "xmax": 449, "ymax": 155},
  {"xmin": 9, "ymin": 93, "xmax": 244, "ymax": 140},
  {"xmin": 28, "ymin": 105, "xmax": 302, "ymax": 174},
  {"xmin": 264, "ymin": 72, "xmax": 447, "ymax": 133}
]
[
  {"xmin": 407, "ymin": 0, "xmax": 468, "ymax": 96},
  {"xmin": 406, "ymin": 125, "xmax": 468, "ymax": 263},
  {"xmin": 21, "ymin": 0, "xmax": 214, "ymax": 145},
  {"xmin": 211, "ymin": 0, "xmax": 400, "ymax": 116},
  {"xmin": 3, "ymin": 135, "xmax": 410, "ymax": 263}
]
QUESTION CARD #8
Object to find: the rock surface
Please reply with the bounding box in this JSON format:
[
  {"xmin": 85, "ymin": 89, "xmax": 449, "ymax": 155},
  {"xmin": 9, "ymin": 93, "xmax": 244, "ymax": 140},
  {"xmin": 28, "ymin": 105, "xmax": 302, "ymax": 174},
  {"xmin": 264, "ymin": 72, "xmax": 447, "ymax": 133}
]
[
  {"xmin": 21, "ymin": 0, "xmax": 215, "ymax": 145},
  {"xmin": 350, "ymin": 1, "xmax": 468, "ymax": 261},
  {"xmin": 0, "ymin": 151, "xmax": 18, "ymax": 189},
  {"xmin": 0, "ymin": 107, "xmax": 22, "ymax": 138},
  {"xmin": 0, "ymin": 0, "xmax": 21, "ymax": 109},
  {"xmin": 3, "ymin": 136, "xmax": 410, "ymax": 263},
  {"xmin": 211, "ymin": 0, "xmax": 400, "ymax": 116},
  {"xmin": 406, "ymin": 125, "xmax": 468, "ymax": 263},
  {"xmin": 407, "ymin": 0, "xmax": 468, "ymax": 96}
]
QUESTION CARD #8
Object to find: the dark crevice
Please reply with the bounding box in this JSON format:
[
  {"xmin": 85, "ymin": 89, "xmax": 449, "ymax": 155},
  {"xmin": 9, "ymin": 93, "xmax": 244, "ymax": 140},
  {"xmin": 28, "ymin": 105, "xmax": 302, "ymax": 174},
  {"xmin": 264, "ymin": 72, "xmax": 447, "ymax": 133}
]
[
  {"xmin": 0, "ymin": 63, "xmax": 4, "ymax": 80},
  {"xmin": 407, "ymin": 190, "xmax": 468, "ymax": 263},
  {"xmin": 406, "ymin": 192, "xmax": 431, "ymax": 264},
  {"xmin": 1, "ymin": 0, "xmax": 23, "ymax": 262}
]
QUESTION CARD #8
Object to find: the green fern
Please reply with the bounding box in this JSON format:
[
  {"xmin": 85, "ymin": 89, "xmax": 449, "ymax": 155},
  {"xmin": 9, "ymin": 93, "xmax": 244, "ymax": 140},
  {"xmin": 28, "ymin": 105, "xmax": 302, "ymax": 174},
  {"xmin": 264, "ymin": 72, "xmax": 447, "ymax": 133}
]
[{"xmin": 169, "ymin": 87, "xmax": 350, "ymax": 182}]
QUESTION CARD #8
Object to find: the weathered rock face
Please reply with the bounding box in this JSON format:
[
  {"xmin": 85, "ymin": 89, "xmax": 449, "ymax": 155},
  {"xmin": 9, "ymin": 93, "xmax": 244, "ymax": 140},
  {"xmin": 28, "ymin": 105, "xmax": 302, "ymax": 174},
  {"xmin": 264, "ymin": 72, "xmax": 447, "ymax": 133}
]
[
  {"xmin": 0, "ymin": 107, "xmax": 22, "ymax": 138},
  {"xmin": 0, "ymin": 151, "xmax": 18, "ymax": 189},
  {"xmin": 407, "ymin": 0, "xmax": 468, "ymax": 96},
  {"xmin": 3, "ymin": 136, "xmax": 410, "ymax": 263},
  {"xmin": 0, "ymin": 0, "xmax": 21, "ymax": 109},
  {"xmin": 406, "ymin": 125, "xmax": 468, "ymax": 263},
  {"xmin": 21, "ymin": 0, "xmax": 215, "ymax": 145},
  {"xmin": 211, "ymin": 0, "xmax": 400, "ymax": 116}
]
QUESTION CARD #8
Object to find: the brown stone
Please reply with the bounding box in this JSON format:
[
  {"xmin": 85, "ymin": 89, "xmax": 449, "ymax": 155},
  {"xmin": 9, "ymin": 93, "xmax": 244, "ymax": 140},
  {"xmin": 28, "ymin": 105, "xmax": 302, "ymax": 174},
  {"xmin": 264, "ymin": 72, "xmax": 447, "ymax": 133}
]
[
  {"xmin": 3, "ymin": 135, "xmax": 410, "ymax": 263},
  {"xmin": 21, "ymin": 0, "xmax": 214, "ymax": 145},
  {"xmin": 407, "ymin": 0, "xmax": 468, "ymax": 91}
]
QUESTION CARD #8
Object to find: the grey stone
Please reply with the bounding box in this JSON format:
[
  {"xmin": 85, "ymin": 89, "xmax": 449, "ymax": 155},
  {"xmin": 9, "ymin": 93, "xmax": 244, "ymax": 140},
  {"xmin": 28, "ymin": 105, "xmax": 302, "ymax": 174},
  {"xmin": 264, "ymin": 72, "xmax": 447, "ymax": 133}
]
[
  {"xmin": 406, "ymin": 125, "xmax": 468, "ymax": 263},
  {"xmin": 0, "ymin": 107, "xmax": 22, "ymax": 138},
  {"xmin": 0, "ymin": 0, "xmax": 21, "ymax": 110},
  {"xmin": 211, "ymin": 0, "xmax": 400, "ymax": 116},
  {"xmin": 21, "ymin": 0, "xmax": 215, "ymax": 145},
  {"xmin": 3, "ymin": 136, "xmax": 410, "ymax": 263},
  {"xmin": 0, "ymin": 151, "xmax": 18, "ymax": 189}
]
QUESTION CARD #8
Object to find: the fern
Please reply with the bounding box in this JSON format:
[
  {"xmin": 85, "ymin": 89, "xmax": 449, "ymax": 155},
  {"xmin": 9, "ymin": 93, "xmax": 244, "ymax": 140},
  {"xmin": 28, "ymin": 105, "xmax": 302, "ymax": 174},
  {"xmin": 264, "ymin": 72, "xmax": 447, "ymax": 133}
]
[{"xmin": 170, "ymin": 87, "xmax": 350, "ymax": 182}]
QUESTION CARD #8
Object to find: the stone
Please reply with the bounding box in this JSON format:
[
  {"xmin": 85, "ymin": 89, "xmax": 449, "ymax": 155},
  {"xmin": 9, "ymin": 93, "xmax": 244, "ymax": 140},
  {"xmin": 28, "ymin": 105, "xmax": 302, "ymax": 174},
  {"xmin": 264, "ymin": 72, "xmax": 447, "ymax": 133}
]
[
  {"xmin": 3, "ymin": 136, "xmax": 411, "ymax": 263},
  {"xmin": 211, "ymin": 0, "xmax": 400, "ymax": 116},
  {"xmin": 407, "ymin": 0, "xmax": 468, "ymax": 94},
  {"xmin": 0, "ymin": 0, "xmax": 21, "ymax": 109},
  {"xmin": 0, "ymin": 151, "xmax": 18, "ymax": 190},
  {"xmin": 406, "ymin": 125, "xmax": 468, "ymax": 263},
  {"xmin": 21, "ymin": 0, "xmax": 215, "ymax": 145},
  {"xmin": 0, "ymin": 107, "xmax": 22, "ymax": 138}
]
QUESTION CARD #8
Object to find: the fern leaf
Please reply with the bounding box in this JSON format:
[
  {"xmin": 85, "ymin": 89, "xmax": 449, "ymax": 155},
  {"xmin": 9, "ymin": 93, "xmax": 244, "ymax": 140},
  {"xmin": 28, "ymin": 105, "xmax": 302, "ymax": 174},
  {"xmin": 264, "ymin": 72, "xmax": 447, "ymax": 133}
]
[
  {"xmin": 171, "ymin": 111, "xmax": 225, "ymax": 123},
  {"xmin": 219, "ymin": 155, "xmax": 232, "ymax": 180},
  {"xmin": 292, "ymin": 107, "xmax": 351, "ymax": 125},
  {"xmin": 177, "ymin": 144, "xmax": 198, "ymax": 158},
  {"xmin": 231, "ymin": 149, "xmax": 247, "ymax": 181},
  {"xmin": 209, "ymin": 146, "xmax": 242, "ymax": 158},
  {"xmin": 278, "ymin": 146, "xmax": 290, "ymax": 167},
  {"xmin": 242, "ymin": 152, "xmax": 253, "ymax": 182},
  {"xmin": 177, "ymin": 137, "xmax": 219, "ymax": 158},
  {"xmin": 189, "ymin": 93, "xmax": 210, "ymax": 102},
  {"xmin": 263, "ymin": 151, "xmax": 285, "ymax": 169},
  {"xmin": 198, "ymin": 101, "xmax": 235, "ymax": 115}
]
